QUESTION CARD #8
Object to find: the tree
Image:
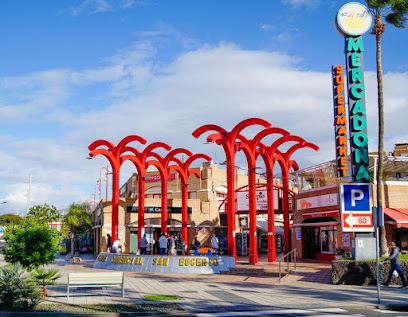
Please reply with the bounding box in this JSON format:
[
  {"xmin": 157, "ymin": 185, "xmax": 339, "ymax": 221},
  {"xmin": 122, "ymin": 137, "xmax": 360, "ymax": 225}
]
[
  {"xmin": 31, "ymin": 267, "xmax": 61, "ymax": 297},
  {"xmin": 61, "ymin": 202, "xmax": 91, "ymax": 258},
  {"xmin": 365, "ymin": 0, "xmax": 408, "ymax": 256},
  {"xmin": 27, "ymin": 204, "xmax": 60, "ymax": 223},
  {"xmin": 0, "ymin": 214, "xmax": 23, "ymax": 226},
  {"xmin": 2, "ymin": 219, "xmax": 60, "ymax": 269}
]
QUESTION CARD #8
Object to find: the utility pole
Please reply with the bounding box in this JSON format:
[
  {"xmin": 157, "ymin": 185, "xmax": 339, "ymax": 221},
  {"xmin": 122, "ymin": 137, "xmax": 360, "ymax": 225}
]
[{"xmin": 26, "ymin": 173, "xmax": 31, "ymax": 216}]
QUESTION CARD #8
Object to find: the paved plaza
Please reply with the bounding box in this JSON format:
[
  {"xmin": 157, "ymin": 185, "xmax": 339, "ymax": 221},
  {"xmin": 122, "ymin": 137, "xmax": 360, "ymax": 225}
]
[
  {"xmin": 42, "ymin": 253, "xmax": 408, "ymax": 314},
  {"xmin": 1, "ymin": 243, "xmax": 407, "ymax": 315}
]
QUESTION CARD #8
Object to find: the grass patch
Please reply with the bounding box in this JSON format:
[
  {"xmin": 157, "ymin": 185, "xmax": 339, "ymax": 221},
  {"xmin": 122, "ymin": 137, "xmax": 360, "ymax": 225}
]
[
  {"xmin": 144, "ymin": 294, "xmax": 182, "ymax": 301},
  {"xmin": 34, "ymin": 302, "xmax": 183, "ymax": 313}
]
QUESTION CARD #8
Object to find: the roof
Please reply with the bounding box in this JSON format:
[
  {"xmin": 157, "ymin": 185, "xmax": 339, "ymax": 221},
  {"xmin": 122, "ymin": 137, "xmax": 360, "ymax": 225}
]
[
  {"xmin": 384, "ymin": 208, "xmax": 408, "ymax": 228},
  {"xmin": 370, "ymin": 156, "xmax": 408, "ymax": 173}
]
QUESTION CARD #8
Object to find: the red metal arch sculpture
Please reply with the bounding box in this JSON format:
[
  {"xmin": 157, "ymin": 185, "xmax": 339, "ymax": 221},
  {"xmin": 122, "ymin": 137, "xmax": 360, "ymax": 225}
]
[
  {"xmin": 273, "ymin": 138, "xmax": 319, "ymax": 253},
  {"xmin": 120, "ymin": 142, "xmax": 172, "ymax": 237},
  {"xmin": 192, "ymin": 118, "xmax": 271, "ymax": 261},
  {"xmin": 235, "ymin": 127, "xmax": 289, "ymax": 264},
  {"xmin": 168, "ymin": 153, "xmax": 212, "ymax": 246},
  {"xmin": 146, "ymin": 148, "xmax": 193, "ymax": 235},
  {"xmin": 88, "ymin": 135, "xmax": 147, "ymax": 242}
]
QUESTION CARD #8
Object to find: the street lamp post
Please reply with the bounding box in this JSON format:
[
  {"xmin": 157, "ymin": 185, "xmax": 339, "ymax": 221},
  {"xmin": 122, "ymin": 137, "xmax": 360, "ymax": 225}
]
[
  {"xmin": 99, "ymin": 166, "xmax": 110, "ymax": 201},
  {"xmin": 88, "ymin": 135, "xmax": 147, "ymax": 242},
  {"xmin": 193, "ymin": 118, "xmax": 271, "ymax": 262}
]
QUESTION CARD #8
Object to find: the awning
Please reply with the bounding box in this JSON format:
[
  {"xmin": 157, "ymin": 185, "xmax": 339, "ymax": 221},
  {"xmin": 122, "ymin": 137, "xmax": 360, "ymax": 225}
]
[
  {"xmin": 384, "ymin": 208, "xmax": 408, "ymax": 228},
  {"xmin": 303, "ymin": 210, "xmax": 340, "ymax": 218},
  {"xmin": 293, "ymin": 216, "xmax": 339, "ymax": 227},
  {"xmin": 256, "ymin": 218, "xmax": 284, "ymax": 234},
  {"xmin": 215, "ymin": 186, "xmax": 228, "ymax": 194}
]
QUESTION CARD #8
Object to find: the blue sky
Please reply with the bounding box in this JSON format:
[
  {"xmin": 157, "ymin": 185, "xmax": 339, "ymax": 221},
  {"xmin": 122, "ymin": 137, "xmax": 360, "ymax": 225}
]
[{"xmin": 0, "ymin": 0, "xmax": 407, "ymax": 215}]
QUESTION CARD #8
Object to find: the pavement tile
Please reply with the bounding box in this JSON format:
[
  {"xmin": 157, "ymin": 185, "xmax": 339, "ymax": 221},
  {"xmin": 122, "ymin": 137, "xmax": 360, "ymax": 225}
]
[{"xmin": 3, "ymin": 251, "xmax": 408, "ymax": 313}]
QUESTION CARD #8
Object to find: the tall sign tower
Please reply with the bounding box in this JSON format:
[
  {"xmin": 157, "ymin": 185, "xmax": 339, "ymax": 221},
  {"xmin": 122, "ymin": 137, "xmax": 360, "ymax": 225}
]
[{"xmin": 336, "ymin": 2, "xmax": 372, "ymax": 183}]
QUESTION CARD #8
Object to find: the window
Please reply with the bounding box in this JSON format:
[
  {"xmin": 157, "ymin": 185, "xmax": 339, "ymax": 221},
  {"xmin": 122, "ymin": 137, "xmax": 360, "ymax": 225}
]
[
  {"xmin": 318, "ymin": 226, "xmax": 337, "ymax": 254},
  {"xmin": 188, "ymin": 191, "xmax": 197, "ymax": 199}
]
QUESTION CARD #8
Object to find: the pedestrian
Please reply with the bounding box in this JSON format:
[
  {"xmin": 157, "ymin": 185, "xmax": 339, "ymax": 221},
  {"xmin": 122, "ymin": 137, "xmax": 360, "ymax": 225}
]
[
  {"xmin": 139, "ymin": 234, "xmax": 148, "ymax": 255},
  {"xmin": 175, "ymin": 234, "xmax": 184, "ymax": 255},
  {"xmin": 211, "ymin": 233, "xmax": 219, "ymax": 253},
  {"xmin": 106, "ymin": 234, "xmax": 111, "ymax": 253},
  {"xmin": 112, "ymin": 239, "xmax": 121, "ymax": 253},
  {"xmin": 382, "ymin": 241, "xmax": 408, "ymax": 287},
  {"xmin": 194, "ymin": 236, "xmax": 201, "ymax": 251},
  {"xmin": 168, "ymin": 235, "xmax": 176, "ymax": 256},
  {"xmin": 158, "ymin": 233, "xmax": 168, "ymax": 255}
]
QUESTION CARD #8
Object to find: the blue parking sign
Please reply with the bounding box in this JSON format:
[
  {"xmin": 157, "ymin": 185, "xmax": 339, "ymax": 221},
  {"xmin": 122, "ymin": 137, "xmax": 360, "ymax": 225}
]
[{"xmin": 342, "ymin": 184, "xmax": 371, "ymax": 212}]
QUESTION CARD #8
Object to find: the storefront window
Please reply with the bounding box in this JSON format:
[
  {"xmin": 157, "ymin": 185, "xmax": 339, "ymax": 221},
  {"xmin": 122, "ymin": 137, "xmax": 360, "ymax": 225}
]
[{"xmin": 319, "ymin": 226, "xmax": 337, "ymax": 254}]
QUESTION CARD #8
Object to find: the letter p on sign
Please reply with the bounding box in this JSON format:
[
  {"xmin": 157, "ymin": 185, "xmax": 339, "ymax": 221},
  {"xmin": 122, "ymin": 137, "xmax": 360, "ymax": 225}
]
[
  {"xmin": 342, "ymin": 183, "xmax": 371, "ymax": 212},
  {"xmin": 351, "ymin": 189, "xmax": 364, "ymax": 207}
]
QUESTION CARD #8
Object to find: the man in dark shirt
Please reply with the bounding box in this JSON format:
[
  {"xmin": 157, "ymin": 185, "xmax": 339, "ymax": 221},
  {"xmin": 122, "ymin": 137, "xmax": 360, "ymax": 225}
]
[
  {"xmin": 382, "ymin": 241, "xmax": 407, "ymax": 287},
  {"xmin": 107, "ymin": 234, "xmax": 112, "ymax": 253}
]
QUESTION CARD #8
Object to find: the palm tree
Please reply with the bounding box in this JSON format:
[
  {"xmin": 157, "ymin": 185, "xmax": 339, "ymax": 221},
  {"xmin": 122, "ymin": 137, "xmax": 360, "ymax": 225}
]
[
  {"xmin": 31, "ymin": 267, "xmax": 61, "ymax": 297},
  {"xmin": 62, "ymin": 202, "xmax": 91, "ymax": 258},
  {"xmin": 365, "ymin": 0, "xmax": 408, "ymax": 256}
]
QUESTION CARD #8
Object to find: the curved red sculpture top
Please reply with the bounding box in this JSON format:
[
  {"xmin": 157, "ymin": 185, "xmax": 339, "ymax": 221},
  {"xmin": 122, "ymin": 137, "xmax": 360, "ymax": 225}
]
[
  {"xmin": 88, "ymin": 135, "xmax": 147, "ymax": 170},
  {"xmin": 192, "ymin": 118, "xmax": 271, "ymax": 145}
]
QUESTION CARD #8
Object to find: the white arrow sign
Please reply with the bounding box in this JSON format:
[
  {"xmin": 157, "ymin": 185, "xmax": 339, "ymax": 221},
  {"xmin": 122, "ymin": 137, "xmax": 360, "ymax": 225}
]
[{"xmin": 344, "ymin": 213, "xmax": 372, "ymax": 228}]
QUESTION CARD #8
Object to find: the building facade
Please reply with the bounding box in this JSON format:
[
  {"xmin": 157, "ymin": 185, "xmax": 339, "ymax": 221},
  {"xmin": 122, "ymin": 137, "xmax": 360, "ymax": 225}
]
[
  {"xmin": 292, "ymin": 144, "xmax": 408, "ymax": 261},
  {"xmin": 92, "ymin": 162, "xmax": 286, "ymax": 255}
]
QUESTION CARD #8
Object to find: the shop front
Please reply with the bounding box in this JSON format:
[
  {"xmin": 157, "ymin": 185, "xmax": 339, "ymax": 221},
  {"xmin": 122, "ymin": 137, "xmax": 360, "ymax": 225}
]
[{"xmin": 294, "ymin": 218, "xmax": 339, "ymax": 261}]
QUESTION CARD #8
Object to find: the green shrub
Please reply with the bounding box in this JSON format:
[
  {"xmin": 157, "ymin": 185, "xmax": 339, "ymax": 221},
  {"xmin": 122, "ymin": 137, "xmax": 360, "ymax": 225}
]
[
  {"xmin": 31, "ymin": 267, "xmax": 61, "ymax": 297},
  {"xmin": 0, "ymin": 263, "xmax": 42, "ymax": 311},
  {"xmin": 3, "ymin": 219, "xmax": 60, "ymax": 269}
]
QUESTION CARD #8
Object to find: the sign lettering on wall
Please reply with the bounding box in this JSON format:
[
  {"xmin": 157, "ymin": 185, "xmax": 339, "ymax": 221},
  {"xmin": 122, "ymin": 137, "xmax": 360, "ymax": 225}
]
[
  {"xmin": 144, "ymin": 174, "xmax": 176, "ymax": 182},
  {"xmin": 332, "ymin": 65, "xmax": 348, "ymax": 177},
  {"xmin": 94, "ymin": 253, "xmax": 236, "ymax": 274},
  {"xmin": 297, "ymin": 193, "xmax": 339, "ymax": 210},
  {"xmin": 127, "ymin": 206, "xmax": 192, "ymax": 213},
  {"xmin": 236, "ymin": 190, "xmax": 279, "ymax": 211}
]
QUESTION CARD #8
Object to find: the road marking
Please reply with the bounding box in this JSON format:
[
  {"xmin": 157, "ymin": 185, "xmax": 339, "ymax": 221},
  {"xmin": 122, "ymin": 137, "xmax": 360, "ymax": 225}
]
[{"xmin": 196, "ymin": 308, "xmax": 365, "ymax": 316}]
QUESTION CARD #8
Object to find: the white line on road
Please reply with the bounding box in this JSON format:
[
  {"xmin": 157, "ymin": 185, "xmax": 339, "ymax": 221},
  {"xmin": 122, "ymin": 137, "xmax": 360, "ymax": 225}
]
[{"xmin": 196, "ymin": 307, "xmax": 366, "ymax": 316}]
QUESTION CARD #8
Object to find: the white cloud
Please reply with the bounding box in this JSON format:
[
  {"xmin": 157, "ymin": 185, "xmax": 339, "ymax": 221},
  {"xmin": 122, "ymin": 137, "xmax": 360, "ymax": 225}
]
[
  {"xmin": 0, "ymin": 42, "xmax": 407, "ymax": 214},
  {"xmin": 260, "ymin": 24, "xmax": 275, "ymax": 31},
  {"xmin": 282, "ymin": 0, "xmax": 320, "ymax": 8},
  {"xmin": 60, "ymin": 0, "xmax": 147, "ymax": 16}
]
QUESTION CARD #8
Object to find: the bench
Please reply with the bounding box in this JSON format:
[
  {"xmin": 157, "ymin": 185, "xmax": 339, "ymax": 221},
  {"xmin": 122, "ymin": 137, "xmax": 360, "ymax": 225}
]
[{"xmin": 67, "ymin": 272, "xmax": 124, "ymax": 299}]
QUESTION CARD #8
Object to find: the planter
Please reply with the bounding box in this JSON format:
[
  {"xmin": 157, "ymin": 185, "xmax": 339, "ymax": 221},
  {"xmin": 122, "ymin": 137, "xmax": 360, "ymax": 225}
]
[{"xmin": 332, "ymin": 260, "xmax": 408, "ymax": 285}]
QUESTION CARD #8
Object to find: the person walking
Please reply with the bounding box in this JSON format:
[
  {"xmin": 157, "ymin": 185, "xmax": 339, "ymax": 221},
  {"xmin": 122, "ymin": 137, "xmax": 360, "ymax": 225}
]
[
  {"xmin": 106, "ymin": 234, "xmax": 111, "ymax": 253},
  {"xmin": 168, "ymin": 235, "xmax": 176, "ymax": 256},
  {"xmin": 158, "ymin": 233, "xmax": 168, "ymax": 256},
  {"xmin": 382, "ymin": 241, "xmax": 408, "ymax": 287},
  {"xmin": 211, "ymin": 233, "xmax": 219, "ymax": 254},
  {"xmin": 194, "ymin": 236, "xmax": 201, "ymax": 252},
  {"xmin": 139, "ymin": 234, "xmax": 148, "ymax": 255},
  {"xmin": 175, "ymin": 234, "xmax": 184, "ymax": 255},
  {"xmin": 112, "ymin": 239, "xmax": 121, "ymax": 253}
]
